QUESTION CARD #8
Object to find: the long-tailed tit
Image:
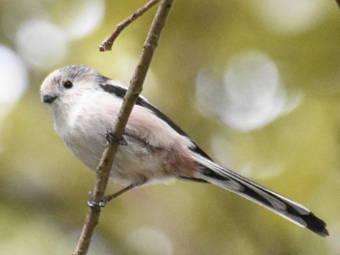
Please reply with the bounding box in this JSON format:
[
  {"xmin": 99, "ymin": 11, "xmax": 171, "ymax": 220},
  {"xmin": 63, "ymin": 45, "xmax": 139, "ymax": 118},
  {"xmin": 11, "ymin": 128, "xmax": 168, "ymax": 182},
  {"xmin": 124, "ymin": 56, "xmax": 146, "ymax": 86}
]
[{"xmin": 40, "ymin": 65, "xmax": 328, "ymax": 237}]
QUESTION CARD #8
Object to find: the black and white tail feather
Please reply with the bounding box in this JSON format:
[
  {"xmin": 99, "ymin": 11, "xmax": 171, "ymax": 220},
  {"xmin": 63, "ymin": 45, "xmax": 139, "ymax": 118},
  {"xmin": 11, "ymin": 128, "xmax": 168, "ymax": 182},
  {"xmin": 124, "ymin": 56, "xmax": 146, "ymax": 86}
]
[
  {"xmin": 100, "ymin": 71, "xmax": 328, "ymax": 237},
  {"xmin": 192, "ymin": 153, "xmax": 328, "ymax": 237}
]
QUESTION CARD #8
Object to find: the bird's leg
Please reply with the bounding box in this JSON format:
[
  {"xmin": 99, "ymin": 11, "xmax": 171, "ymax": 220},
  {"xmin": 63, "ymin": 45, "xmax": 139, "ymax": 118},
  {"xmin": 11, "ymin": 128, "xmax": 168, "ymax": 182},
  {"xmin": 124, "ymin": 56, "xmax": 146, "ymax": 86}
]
[
  {"xmin": 100, "ymin": 183, "xmax": 137, "ymax": 206},
  {"xmin": 87, "ymin": 182, "xmax": 144, "ymax": 208},
  {"xmin": 105, "ymin": 130, "xmax": 128, "ymax": 146}
]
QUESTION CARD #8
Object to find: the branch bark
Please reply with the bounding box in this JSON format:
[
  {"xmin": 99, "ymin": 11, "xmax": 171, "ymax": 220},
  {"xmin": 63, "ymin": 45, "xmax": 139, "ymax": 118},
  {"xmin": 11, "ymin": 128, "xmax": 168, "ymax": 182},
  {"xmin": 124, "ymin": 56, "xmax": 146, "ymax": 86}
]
[
  {"xmin": 73, "ymin": 0, "xmax": 175, "ymax": 254},
  {"xmin": 99, "ymin": 0, "xmax": 161, "ymax": 51}
]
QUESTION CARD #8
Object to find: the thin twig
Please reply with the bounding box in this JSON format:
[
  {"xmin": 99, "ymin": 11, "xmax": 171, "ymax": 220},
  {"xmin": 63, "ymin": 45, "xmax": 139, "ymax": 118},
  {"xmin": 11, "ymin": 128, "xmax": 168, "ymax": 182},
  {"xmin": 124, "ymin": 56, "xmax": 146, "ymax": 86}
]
[
  {"xmin": 99, "ymin": 0, "xmax": 161, "ymax": 51},
  {"xmin": 73, "ymin": 1, "xmax": 175, "ymax": 254}
]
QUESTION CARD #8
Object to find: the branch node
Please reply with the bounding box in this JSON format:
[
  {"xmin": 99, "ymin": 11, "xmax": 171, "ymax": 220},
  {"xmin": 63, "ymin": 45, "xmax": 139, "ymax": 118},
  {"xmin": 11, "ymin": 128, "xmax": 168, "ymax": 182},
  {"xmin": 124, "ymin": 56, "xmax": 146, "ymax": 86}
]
[{"xmin": 98, "ymin": 0, "xmax": 161, "ymax": 51}]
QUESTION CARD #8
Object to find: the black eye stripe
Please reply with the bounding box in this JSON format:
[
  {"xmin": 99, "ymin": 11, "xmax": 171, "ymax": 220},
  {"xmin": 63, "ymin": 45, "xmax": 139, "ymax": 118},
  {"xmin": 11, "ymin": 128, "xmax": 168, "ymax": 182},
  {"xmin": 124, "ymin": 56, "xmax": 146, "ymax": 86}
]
[{"xmin": 63, "ymin": 80, "xmax": 73, "ymax": 89}]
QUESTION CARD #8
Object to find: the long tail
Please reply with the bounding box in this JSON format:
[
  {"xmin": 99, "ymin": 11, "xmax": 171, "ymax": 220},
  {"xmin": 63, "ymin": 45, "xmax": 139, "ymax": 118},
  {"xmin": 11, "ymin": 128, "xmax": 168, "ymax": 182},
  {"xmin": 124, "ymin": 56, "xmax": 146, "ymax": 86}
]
[{"xmin": 192, "ymin": 153, "xmax": 329, "ymax": 237}]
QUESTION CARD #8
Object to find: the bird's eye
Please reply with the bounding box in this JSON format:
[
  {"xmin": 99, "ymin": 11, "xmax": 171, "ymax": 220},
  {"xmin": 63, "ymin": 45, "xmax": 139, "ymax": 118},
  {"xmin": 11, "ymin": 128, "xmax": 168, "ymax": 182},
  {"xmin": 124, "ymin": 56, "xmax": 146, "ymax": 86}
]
[{"xmin": 63, "ymin": 80, "xmax": 73, "ymax": 89}]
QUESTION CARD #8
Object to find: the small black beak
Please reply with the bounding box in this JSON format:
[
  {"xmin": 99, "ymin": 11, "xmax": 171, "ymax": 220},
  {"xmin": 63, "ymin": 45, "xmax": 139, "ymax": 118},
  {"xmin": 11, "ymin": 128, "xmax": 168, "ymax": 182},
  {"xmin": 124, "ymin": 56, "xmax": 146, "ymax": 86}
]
[{"xmin": 42, "ymin": 95, "xmax": 58, "ymax": 104}]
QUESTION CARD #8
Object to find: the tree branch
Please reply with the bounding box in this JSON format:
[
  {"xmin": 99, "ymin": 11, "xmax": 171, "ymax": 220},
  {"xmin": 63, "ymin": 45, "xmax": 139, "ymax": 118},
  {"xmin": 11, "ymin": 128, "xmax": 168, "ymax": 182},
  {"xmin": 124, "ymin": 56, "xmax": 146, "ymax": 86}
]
[
  {"xmin": 73, "ymin": 0, "xmax": 175, "ymax": 254},
  {"xmin": 99, "ymin": 0, "xmax": 161, "ymax": 51}
]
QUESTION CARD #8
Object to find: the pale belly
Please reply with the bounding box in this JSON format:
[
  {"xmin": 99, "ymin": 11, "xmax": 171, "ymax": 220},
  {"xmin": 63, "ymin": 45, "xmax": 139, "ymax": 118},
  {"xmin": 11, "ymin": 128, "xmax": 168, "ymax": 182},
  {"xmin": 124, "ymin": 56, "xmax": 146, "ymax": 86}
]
[{"xmin": 65, "ymin": 132, "xmax": 176, "ymax": 186}]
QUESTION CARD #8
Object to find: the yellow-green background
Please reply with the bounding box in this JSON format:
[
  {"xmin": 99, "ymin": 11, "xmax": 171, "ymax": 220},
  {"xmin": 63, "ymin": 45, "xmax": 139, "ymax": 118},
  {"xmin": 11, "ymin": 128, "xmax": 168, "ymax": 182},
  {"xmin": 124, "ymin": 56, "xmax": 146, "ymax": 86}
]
[{"xmin": 0, "ymin": 0, "xmax": 339, "ymax": 254}]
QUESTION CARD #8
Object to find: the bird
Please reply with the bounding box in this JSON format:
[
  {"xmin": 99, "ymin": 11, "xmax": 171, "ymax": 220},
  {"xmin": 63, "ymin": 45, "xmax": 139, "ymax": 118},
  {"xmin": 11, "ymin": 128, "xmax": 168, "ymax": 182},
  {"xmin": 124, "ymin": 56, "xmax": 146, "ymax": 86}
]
[{"xmin": 40, "ymin": 65, "xmax": 328, "ymax": 237}]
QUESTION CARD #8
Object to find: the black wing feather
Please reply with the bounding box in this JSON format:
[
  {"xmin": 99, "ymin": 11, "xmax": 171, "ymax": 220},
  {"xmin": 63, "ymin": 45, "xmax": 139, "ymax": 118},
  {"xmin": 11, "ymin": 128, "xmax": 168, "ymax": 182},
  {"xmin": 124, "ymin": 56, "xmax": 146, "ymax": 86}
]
[{"xmin": 99, "ymin": 84, "xmax": 212, "ymax": 160}]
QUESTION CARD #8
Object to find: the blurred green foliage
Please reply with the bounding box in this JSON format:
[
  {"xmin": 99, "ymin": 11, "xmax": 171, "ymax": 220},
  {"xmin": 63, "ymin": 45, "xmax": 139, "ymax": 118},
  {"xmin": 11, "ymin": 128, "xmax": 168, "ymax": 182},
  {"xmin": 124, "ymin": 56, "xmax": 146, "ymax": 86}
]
[{"xmin": 0, "ymin": 0, "xmax": 339, "ymax": 254}]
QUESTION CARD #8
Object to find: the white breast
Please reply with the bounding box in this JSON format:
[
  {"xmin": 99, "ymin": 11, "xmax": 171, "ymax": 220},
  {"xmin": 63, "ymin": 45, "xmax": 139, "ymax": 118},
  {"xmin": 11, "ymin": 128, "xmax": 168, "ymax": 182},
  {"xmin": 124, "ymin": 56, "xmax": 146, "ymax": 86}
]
[{"xmin": 51, "ymin": 90, "xmax": 196, "ymax": 185}]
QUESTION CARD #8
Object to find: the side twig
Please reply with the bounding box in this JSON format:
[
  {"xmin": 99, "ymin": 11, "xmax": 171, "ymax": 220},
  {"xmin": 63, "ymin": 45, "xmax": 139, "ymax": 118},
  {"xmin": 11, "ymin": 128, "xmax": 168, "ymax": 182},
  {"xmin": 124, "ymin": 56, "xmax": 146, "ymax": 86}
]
[
  {"xmin": 99, "ymin": 0, "xmax": 161, "ymax": 51},
  {"xmin": 73, "ymin": 0, "xmax": 175, "ymax": 255}
]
